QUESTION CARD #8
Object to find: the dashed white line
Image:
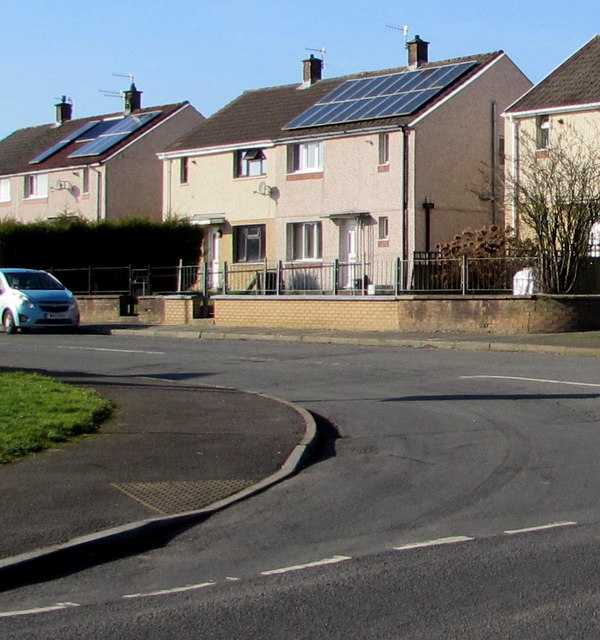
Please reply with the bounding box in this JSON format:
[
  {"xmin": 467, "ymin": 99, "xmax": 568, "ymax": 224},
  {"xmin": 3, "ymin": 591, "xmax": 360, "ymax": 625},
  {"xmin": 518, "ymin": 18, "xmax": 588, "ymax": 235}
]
[
  {"xmin": 260, "ymin": 555, "xmax": 352, "ymax": 576},
  {"xmin": 122, "ymin": 582, "xmax": 215, "ymax": 599},
  {"xmin": 393, "ymin": 536, "xmax": 474, "ymax": 551},
  {"xmin": 504, "ymin": 521, "xmax": 578, "ymax": 535},
  {"xmin": 58, "ymin": 346, "xmax": 165, "ymax": 355},
  {"xmin": 0, "ymin": 602, "xmax": 80, "ymax": 618},
  {"xmin": 461, "ymin": 375, "xmax": 600, "ymax": 388}
]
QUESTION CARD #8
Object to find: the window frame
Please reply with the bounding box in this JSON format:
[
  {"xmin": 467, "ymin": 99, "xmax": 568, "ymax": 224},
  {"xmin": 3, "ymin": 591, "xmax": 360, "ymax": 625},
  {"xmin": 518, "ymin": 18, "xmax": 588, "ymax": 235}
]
[
  {"xmin": 235, "ymin": 148, "xmax": 267, "ymax": 178},
  {"xmin": 378, "ymin": 216, "xmax": 389, "ymax": 240},
  {"xmin": 179, "ymin": 157, "xmax": 189, "ymax": 184},
  {"xmin": 24, "ymin": 174, "xmax": 48, "ymax": 199},
  {"xmin": 82, "ymin": 167, "xmax": 90, "ymax": 194},
  {"xmin": 0, "ymin": 178, "xmax": 10, "ymax": 203},
  {"xmin": 536, "ymin": 115, "xmax": 550, "ymax": 150},
  {"xmin": 287, "ymin": 141, "xmax": 323, "ymax": 174},
  {"xmin": 233, "ymin": 224, "xmax": 266, "ymax": 263},
  {"xmin": 378, "ymin": 132, "xmax": 390, "ymax": 165},
  {"xmin": 288, "ymin": 221, "xmax": 323, "ymax": 261}
]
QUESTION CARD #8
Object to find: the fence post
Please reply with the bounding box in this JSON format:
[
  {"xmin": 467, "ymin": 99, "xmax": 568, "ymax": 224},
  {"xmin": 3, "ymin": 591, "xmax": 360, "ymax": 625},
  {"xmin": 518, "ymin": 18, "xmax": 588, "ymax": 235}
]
[
  {"xmin": 223, "ymin": 262, "xmax": 228, "ymax": 294},
  {"xmin": 262, "ymin": 260, "xmax": 268, "ymax": 295},
  {"xmin": 87, "ymin": 266, "xmax": 92, "ymax": 294},
  {"xmin": 461, "ymin": 255, "xmax": 468, "ymax": 295},
  {"xmin": 176, "ymin": 258, "xmax": 183, "ymax": 292},
  {"xmin": 394, "ymin": 257, "xmax": 401, "ymax": 295},
  {"xmin": 333, "ymin": 259, "xmax": 339, "ymax": 295},
  {"xmin": 276, "ymin": 261, "xmax": 283, "ymax": 295}
]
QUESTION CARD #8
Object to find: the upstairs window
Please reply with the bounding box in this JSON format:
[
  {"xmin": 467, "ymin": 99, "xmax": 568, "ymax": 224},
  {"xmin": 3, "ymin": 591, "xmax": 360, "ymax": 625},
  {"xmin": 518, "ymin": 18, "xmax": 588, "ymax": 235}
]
[
  {"xmin": 0, "ymin": 178, "xmax": 10, "ymax": 203},
  {"xmin": 233, "ymin": 224, "xmax": 265, "ymax": 262},
  {"xmin": 378, "ymin": 133, "xmax": 390, "ymax": 165},
  {"xmin": 287, "ymin": 141, "xmax": 323, "ymax": 173},
  {"xmin": 235, "ymin": 148, "xmax": 266, "ymax": 178},
  {"xmin": 82, "ymin": 167, "xmax": 90, "ymax": 194},
  {"xmin": 24, "ymin": 174, "xmax": 48, "ymax": 199},
  {"xmin": 378, "ymin": 216, "xmax": 389, "ymax": 240},
  {"xmin": 179, "ymin": 157, "xmax": 189, "ymax": 184},
  {"xmin": 536, "ymin": 115, "xmax": 550, "ymax": 150}
]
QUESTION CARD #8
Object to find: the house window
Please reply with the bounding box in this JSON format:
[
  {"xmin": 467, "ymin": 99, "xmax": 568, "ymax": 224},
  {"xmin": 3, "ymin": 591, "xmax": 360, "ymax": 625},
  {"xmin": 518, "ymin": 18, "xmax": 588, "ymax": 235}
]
[
  {"xmin": 378, "ymin": 133, "xmax": 390, "ymax": 165},
  {"xmin": 24, "ymin": 174, "xmax": 48, "ymax": 199},
  {"xmin": 235, "ymin": 149, "xmax": 266, "ymax": 177},
  {"xmin": 82, "ymin": 167, "xmax": 90, "ymax": 194},
  {"xmin": 498, "ymin": 136, "xmax": 505, "ymax": 166},
  {"xmin": 378, "ymin": 216, "xmax": 389, "ymax": 240},
  {"xmin": 233, "ymin": 224, "xmax": 265, "ymax": 262},
  {"xmin": 288, "ymin": 222, "xmax": 322, "ymax": 260},
  {"xmin": 536, "ymin": 116, "xmax": 550, "ymax": 149},
  {"xmin": 0, "ymin": 178, "xmax": 10, "ymax": 203},
  {"xmin": 287, "ymin": 141, "xmax": 323, "ymax": 173},
  {"xmin": 179, "ymin": 157, "xmax": 189, "ymax": 184}
]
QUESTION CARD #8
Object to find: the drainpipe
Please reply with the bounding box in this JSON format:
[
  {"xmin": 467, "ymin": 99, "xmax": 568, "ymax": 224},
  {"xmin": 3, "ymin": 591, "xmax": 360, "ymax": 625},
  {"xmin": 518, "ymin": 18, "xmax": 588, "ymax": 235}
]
[{"xmin": 491, "ymin": 101, "xmax": 498, "ymax": 226}]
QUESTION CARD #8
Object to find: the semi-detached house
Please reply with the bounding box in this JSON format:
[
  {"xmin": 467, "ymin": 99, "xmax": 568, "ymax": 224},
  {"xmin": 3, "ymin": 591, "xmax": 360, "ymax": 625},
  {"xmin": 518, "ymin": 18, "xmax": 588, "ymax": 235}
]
[
  {"xmin": 160, "ymin": 37, "xmax": 531, "ymax": 292},
  {"xmin": 0, "ymin": 85, "xmax": 204, "ymax": 223}
]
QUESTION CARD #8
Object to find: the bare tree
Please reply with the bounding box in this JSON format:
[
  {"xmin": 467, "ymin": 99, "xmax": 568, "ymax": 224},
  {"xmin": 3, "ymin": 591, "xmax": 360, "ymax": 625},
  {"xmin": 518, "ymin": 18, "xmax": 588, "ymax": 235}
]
[{"xmin": 506, "ymin": 125, "xmax": 600, "ymax": 293}]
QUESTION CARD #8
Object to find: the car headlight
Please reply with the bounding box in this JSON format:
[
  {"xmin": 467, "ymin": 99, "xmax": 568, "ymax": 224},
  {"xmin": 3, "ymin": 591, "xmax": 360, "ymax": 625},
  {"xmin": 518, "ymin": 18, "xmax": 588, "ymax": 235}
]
[{"xmin": 15, "ymin": 293, "xmax": 35, "ymax": 309}]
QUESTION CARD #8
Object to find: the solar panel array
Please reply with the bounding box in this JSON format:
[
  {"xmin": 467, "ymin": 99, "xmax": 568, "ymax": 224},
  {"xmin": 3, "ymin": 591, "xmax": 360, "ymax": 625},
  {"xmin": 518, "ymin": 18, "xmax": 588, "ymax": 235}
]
[
  {"xmin": 68, "ymin": 111, "xmax": 161, "ymax": 158},
  {"xmin": 284, "ymin": 61, "xmax": 476, "ymax": 130},
  {"xmin": 29, "ymin": 121, "xmax": 100, "ymax": 164}
]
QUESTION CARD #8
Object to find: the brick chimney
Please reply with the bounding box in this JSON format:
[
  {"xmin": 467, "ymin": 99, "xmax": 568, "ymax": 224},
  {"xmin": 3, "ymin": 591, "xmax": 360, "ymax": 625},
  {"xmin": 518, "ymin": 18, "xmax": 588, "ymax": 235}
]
[
  {"xmin": 123, "ymin": 82, "xmax": 142, "ymax": 114},
  {"xmin": 55, "ymin": 96, "xmax": 73, "ymax": 125},
  {"xmin": 407, "ymin": 35, "xmax": 429, "ymax": 68},
  {"xmin": 302, "ymin": 54, "xmax": 323, "ymax": 87}
]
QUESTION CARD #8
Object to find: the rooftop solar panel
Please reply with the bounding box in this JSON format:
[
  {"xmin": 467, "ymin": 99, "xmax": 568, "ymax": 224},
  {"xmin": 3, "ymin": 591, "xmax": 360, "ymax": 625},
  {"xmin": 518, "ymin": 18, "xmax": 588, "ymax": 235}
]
[
  {"xmin": 284, "ymin": 61, "xmax": 476, "ymax": 130},
  {"xmin": 29, "ymin": 121, "xmax": 100, "ymax": 164},
  {"xmin": 68, "ymin": 111, "xmax": 161, "ymax": 158}
]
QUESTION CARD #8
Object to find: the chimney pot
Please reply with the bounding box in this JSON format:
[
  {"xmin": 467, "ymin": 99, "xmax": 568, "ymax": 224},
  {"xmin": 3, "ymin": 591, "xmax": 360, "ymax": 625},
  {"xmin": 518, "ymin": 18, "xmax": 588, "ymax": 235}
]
[
  {"xmin": 302, "ymin": 54, "xmax": 323, "ymax": 86},
  {"xmin": 407, "ymin": 35, "xmax": 429, "ymax": 68}
]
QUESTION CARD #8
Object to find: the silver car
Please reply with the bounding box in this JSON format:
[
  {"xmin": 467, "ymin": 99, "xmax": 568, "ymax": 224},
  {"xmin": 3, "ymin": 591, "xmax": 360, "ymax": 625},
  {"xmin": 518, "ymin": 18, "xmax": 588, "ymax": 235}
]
[{"xmin": 0, "ymin": 269, "xmax": 80, "ymax": 334}]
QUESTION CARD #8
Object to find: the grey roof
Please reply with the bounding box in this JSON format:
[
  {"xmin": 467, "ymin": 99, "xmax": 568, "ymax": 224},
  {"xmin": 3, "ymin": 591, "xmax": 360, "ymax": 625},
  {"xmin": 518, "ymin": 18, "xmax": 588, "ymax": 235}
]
[
  {"xmin": 0, "ymin": 102, "xmax": 190, "ymax": 176},
  {"xmin": 507, "ymin": 35, "xmax": 600, "ymax": 113},
  {"xmin": 166, "ymin": 52, "xmax": 502, "ymax": 153}
]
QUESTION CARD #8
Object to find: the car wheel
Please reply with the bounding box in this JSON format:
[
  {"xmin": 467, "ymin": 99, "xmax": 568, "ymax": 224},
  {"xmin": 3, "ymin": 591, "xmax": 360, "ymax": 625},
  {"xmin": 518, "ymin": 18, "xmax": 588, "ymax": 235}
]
[{"xmin": 3, "ymin": 310, "xmax": 16, "ymax": 334}]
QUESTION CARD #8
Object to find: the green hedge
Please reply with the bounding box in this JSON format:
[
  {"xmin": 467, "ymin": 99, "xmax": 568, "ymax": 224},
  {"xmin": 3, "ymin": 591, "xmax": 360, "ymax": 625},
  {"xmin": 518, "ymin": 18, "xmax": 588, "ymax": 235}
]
[{"xmin": 0, "ymin": 217, "xmax": 203, "ymax": 269}]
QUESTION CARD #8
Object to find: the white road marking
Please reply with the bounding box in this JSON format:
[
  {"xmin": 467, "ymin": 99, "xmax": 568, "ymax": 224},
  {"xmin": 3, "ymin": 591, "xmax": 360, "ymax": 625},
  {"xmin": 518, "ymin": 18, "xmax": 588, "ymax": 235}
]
[
  {"xmin": 0, "ymin": 602, "xmax": 79, "ymax": 618},
  {"xmin": 58, "ymin": 346, "xmax": 165, "ymax": 355},
  {"xmin": 461, "ymin": 375, "xmax": 600, "ymax": 389},
  {"xmin": 504, "ymin": 521, "xmax": 578, "ymax": 535},
  {"xmin": 261, "ymin": 555, "xmax": 352, "ymax": 576},
  {"xmin": 122, "ymin": 582, "xmax": 215, "ymax": 599},
  {"xmin": 393, "ymin": 536, "xmax": 474, "ymax": 551},
  {"xmin": 226, "ymin": 577, "xmax": 241, "ymax": 582}
]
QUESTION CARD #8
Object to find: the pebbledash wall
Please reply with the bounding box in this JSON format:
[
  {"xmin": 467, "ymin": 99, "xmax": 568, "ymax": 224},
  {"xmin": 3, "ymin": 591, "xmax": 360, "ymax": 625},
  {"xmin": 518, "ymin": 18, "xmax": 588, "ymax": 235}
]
[{"xmin": 78, "ymin": 294, "xmax": 600, "ymax": 334}]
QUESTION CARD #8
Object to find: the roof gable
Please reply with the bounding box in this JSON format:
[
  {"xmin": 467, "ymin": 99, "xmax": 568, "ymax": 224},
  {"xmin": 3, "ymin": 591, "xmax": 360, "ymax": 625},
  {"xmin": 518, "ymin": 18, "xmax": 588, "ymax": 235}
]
[
  {"xmin": 0, "ymin": 102, "xmax": 189, "ymax": 176},
  {"xmin": 166, "ymin": 52, "xmax": 501, "ymax": 154},
  {"xmin": 507, "ymin": 34, "xmax": 600, "ymax": 113}
]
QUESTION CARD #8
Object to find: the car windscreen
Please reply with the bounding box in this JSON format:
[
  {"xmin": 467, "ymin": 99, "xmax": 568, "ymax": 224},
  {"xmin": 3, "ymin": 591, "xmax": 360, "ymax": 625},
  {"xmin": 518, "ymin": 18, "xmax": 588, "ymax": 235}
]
[{"xmin": 5, "ymin": 272, "xmax": 65, "ymax": 291}]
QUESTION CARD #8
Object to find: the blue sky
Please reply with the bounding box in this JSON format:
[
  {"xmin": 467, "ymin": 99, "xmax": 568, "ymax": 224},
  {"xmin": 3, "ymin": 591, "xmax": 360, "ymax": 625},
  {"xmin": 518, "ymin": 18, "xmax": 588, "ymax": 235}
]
[{"xmin": 1, "ymin": 0, "xmax": 598, "ymax": 140}]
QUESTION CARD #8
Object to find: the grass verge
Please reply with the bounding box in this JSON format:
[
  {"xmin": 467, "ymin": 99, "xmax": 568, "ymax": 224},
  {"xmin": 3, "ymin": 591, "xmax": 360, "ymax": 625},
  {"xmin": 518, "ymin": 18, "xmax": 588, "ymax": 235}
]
[{"xmin": 0, "ymin": 372, "xmax": 113, "ymax": 464}]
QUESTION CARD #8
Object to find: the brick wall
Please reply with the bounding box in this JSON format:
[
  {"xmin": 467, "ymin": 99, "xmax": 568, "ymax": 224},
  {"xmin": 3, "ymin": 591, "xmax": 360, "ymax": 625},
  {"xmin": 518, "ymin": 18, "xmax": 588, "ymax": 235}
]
[{"xmin": 213, "ymin": 295, "xmax": 600, "ymax": 334}]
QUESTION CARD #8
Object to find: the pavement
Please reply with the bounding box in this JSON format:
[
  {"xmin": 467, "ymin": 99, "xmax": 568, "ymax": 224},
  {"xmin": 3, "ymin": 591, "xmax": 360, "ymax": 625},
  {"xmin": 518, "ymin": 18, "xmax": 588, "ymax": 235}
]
[{"xmin": 3, "ymin": 320, "xmax": 600, "ymax": 590}]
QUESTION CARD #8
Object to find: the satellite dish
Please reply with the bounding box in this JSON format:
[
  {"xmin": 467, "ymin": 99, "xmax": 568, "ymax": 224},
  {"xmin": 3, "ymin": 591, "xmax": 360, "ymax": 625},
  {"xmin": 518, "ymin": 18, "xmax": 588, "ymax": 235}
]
[{"xmin": 258, "ymin": 181, "xmax": 268, "ymax": 195}]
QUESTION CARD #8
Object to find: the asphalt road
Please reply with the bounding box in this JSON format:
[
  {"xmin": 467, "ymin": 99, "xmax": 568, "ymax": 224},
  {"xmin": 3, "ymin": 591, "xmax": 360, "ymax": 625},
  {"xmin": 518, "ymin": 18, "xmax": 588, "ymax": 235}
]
[{"xmin": 2, "ymin": 331, "xmax": 600, "ymax": 637}]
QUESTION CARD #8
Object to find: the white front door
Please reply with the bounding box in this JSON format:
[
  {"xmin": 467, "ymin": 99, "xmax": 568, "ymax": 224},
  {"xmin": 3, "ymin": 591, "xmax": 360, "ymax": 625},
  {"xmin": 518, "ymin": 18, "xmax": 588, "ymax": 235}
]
[
  {"xmin": 207, "ymin": 229, "xmax": 221, "ymax": 289},
  {"xmin": 340, "ymin": 219, "xmax": 358, "ymax": 288}
]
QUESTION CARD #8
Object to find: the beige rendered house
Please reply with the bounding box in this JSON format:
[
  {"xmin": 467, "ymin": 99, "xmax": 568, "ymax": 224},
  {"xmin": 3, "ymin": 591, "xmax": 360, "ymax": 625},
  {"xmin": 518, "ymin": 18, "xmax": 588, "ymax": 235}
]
[
  {"xmin": 0, "ymin": 86, "xmax": 203, "ymax": 223},
  {"xmin": 504, "ymin": 35, "xmax": 600, "ymax": 234},
  {"xmin": 160, "ymin": 37, "xmax": 531, "ymax": 291}
]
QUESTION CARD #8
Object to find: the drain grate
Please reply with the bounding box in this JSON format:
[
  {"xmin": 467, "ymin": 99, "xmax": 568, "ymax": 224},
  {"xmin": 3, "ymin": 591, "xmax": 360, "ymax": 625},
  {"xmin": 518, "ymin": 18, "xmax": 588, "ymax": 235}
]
[{"xmin": 112, "ymin": 479, "xmax": 253, "ymax": 515}]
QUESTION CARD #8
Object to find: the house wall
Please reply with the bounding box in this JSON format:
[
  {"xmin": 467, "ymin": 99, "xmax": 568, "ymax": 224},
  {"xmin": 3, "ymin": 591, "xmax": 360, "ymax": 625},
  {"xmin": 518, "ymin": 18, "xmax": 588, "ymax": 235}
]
[
  {"xmin": 504, "ymin": 109, "xmax": 600, "ymax": 230},
  {"xmin": 0, "ymin": 166, "xmax": 105, "ymax": 222},
  {"xmin": 413, "ymin": 54, "xmax": 532, "ymax": 250},
  {"xmin": 105, "ymin": 104, "xmax": 204, "ymax": 221}
]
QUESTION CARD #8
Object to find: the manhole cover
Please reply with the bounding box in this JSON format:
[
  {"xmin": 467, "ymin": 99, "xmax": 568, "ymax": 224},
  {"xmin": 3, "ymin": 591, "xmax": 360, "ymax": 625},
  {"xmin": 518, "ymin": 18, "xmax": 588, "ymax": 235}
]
[{"xmin": 112, "ymin": 479, "xmax": 253, "ymax": 514}]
